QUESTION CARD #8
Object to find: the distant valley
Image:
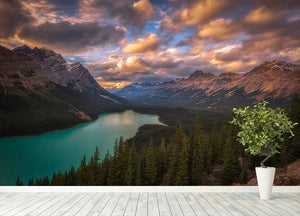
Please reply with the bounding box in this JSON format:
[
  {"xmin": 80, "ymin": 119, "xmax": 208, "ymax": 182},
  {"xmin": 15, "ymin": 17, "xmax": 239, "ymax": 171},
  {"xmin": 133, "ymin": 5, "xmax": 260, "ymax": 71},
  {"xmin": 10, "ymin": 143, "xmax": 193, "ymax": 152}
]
[{"xmin": 113, "ymin": 61, "xmax": 300, "ymax": 108}]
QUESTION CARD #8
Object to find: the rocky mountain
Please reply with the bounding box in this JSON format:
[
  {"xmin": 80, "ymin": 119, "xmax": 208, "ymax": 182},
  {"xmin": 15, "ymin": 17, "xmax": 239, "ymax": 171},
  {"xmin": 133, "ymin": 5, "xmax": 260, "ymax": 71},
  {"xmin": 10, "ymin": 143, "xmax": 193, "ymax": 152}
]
[
  {"xmin": 0, "ymin": 46, "xmax": 48, "ymax": 91},
  {"xmin": 0, "ymin": 46, "xmax": 126, "ymax": 137},
  {"xmin": 115, "ymin": 61, "xmax": 300, "ymax": 107},
  {"xmin": 13, "ymin": 45, "xmax": 126, "ymax": 104}
]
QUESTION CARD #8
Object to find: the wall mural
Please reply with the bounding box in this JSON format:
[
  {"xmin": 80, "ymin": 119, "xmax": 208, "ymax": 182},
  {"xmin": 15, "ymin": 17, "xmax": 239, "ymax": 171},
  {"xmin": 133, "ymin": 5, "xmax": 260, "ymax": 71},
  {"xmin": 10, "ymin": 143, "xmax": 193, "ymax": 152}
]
[{"xmin": 0, "ymin": 0, "xmax": 299, "ymax": 186}]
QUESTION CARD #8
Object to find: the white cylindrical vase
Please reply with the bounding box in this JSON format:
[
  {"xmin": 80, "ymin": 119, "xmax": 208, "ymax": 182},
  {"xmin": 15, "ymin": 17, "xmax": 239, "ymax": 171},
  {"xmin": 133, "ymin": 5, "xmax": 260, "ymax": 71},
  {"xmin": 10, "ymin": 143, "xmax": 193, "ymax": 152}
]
[{"xmin": 255, "ymin": 167, "xmax": 276, "ymax": 200}]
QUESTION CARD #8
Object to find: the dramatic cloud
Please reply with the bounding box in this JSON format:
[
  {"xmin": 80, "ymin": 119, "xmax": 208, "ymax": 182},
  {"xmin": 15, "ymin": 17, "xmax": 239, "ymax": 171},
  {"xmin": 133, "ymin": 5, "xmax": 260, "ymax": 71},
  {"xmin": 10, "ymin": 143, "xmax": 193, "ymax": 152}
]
[
  {"xmin": 110, "ymin": 0, "xmax": 153, "ymax": 29},
  {"xmin": 86, "ymin": 48, "xmax": 188, "ymax": 83},
  {"xmin": 199, "ymin": 19, "xmax": 300, "ymax": 72},
  {"xmin": 197, "ymin": 18, "xmax": 241, "ymax": 42},
  {"xmin": 86, "ymin": 55, "xmax": 153, "ymax": 81},
  {"xmin": 117, "ymin": 56, "xmax": 152, "ymax": 74},
  {"xmin": 19, "ymin": 21, "xmax": 126, "ymax": 53},
  {"xmin": 160, "ymin": 0, "xmax": 240, "ymax": 34},
  {"xmin": 79, "ymin": 0, "xmax": 153, "ymax": 29},
  {"xmin": 1, "ymin": 0, "xmax": 300, "ymax": 86},
  {"xmin": 22, "ymin": 0, "xmax": 80, "ymax": 20},
  {"xmin": 123, "ymin": 33, "xmax": 161, "ymax": 54},
  {"xmin": 85, "ymin": 44, "xmax": 218, "ymax": 87},
  {"xmin": 0, "ymin": 0, "xmax": 34, "ymax": 39},
  {"xmin": 154, "ymin": 58, "xmax": 183, "ymax": 69},
  {"xmin": 44, "ymin": 0, "xmax": 80, "ymax": 15},
  {"xmin": 180, "ymin": 0, "xmax": 236, "ymax": 25},
  {"xmin": 245, "ymin": 7, "xmax": 278, "ymax": 24}
]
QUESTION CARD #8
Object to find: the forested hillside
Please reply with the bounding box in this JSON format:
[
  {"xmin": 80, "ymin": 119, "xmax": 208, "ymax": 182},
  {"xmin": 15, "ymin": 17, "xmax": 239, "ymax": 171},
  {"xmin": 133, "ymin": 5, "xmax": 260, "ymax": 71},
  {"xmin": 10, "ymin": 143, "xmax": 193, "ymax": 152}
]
[{"xmin": 18, "ymin": 95, "xmax": 299, "ymax": 186}]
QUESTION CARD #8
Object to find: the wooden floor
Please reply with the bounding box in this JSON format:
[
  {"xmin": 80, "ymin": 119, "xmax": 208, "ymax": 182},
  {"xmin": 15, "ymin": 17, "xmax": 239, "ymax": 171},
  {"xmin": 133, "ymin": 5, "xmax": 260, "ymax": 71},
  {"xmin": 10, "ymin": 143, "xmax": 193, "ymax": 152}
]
[{"xmin": 0, "ymin": 192, "xmax": 299, "ymax": 216}]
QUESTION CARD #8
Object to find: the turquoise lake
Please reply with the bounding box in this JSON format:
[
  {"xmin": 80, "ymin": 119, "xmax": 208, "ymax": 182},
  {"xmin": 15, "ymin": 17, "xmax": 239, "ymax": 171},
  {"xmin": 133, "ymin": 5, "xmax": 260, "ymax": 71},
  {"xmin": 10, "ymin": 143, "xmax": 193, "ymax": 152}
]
[{"xmin": 0, "ymin": 110, "xmax": 163, "ymax": 185}]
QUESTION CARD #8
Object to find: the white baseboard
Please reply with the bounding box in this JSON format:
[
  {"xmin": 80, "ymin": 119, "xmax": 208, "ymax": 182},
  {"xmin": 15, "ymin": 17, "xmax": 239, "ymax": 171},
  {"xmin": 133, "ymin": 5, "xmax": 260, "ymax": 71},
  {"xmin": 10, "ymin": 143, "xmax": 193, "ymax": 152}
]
[{"xmin": 0, "ymin": 186, "xmax": 299, "ymax": 193}]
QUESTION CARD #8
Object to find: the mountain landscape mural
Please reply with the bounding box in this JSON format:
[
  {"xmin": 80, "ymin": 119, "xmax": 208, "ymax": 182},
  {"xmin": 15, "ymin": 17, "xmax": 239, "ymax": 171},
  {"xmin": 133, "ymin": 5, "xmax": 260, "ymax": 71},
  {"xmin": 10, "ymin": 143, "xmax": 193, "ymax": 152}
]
[{"xmin": 0, "ymin": 0, "xmax": 299, "ymax": 186}]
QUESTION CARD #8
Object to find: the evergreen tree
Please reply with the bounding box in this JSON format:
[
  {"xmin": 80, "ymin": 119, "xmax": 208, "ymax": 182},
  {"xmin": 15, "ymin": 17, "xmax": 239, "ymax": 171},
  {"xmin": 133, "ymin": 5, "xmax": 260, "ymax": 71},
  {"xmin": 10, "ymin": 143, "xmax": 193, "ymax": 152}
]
[
  {"xmin": 68, "ymin": 166, "xmax": 76, "ymax": 185},
  {"xmin": 174, "ymin": 122, "xmax": 184, "ymax": 153},
  {"xmin": 219, "ymin": 124, "xmax": 229, "ymax": 160},
  {"xmin": 51, "ymin": 173, "xmax": 57, "ymax": 185},
  {"xmin": 220, "ymin": 136, "xmax": 241, "ymax": 185},
  {"xmin": 145, "ymin": 138, "xmax": 158, "ymax": 185},
  {"xmin": 135, "ymin": 160, "xmax": 143, "ymax": 185},
  {"xmin": 286, "ymin": 94, "xmax": 300, "ymax": 164},
  {"xmin": 108, "ymin": 138, "xmax": 125, "ymax": 185},
  {"xmin": 157, "ymin": 138, "xmax": 167, "ymax": 180},
  {"xmin": 168, "ymin": 143, "xmax": 177, "ymax": 185},
  {"xmin": 28, "ymin": 177, "xmax": 34, "ymax": 186},
  {"xmin": 176, "ymin": 140, "xmax": 189, "ymax": 185},
  {"xmin": 107, "ymin": 139, "xmax": 124, "ymax": 185},
  {"xmin": 76, "ymin": 155, "xmax": 88, "ymax": 185},
  {"xmin": 191, "ymin": 148, "xmax": 203, "ymax": 185},
  {"xmin": 35, "ymin": 178, "xmax": 42, "ymax": 186},
  {"xmin": 199, "ymin": 134, "xmax": 209, "ymax": 173},
  {"xmin": 107, "ymin": 155, "xmax": 119, "ymax": 185},
  {"xmin": 63, "ymin": 170, "xmax": 68, "ymax": 185},
  {"xmin": 188, "ymin": 118, "xmax": 201, "ymax": 180},
  {"xmin": 240, "ymin": 155, "xmax": 249, "ymax": 184},
  {"xmin": 117, "ymin": 137, "xmax": 127, "ymax": 184},
  {"xmin": 207, "ymin": 122, "xmax": 221, "ymax": 171},
  {"xmin": 88, "ymin": 146, "xmax": 101, "ymax": 185},
  {"xmin": 101, "ymin": 150, "xmax": 110, "ymax": 185},
  {"xmin": 206, "ymin": 145, "xmax": 213, "ymax": 174},
  {"xmin": 42, "ymin": 176, "xmax": 50, "ymax": 185},
  {"xmin": 126, "ymin": 144, "xmax": 137, "ymax": 185},
  {"xmin": 56, "ymin": 170, "xmax": 64, "ymax": 185},
  {"xmin": 168, "ymin": 122, "xmax": 184, "ymax": 185},
  {"xmin": 16, "ymin": 176, "xmax": 23, "ymax": 186}
]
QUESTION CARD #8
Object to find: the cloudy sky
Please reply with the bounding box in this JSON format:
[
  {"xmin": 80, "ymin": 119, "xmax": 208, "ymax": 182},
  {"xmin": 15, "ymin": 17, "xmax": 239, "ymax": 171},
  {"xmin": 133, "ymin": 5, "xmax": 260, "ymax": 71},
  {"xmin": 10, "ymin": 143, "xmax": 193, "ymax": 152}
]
[{"xmin": 1, "ymin": 0, "xmax": 300, "ymax": 89}]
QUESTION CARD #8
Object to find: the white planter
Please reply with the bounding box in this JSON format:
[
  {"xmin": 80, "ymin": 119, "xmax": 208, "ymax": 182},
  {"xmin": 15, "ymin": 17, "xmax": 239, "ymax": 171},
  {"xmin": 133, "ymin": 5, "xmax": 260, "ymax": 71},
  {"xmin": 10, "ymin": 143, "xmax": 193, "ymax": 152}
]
[{"xmin": 255, "ymin": 167, "xmax": 276, "ymax": 199}]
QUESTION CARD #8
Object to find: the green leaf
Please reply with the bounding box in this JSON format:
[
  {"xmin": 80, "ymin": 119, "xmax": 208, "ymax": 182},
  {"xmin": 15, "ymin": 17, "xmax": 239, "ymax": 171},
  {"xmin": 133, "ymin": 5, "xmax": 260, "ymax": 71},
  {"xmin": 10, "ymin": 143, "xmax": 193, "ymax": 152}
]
[{"xmin": 230, "ymin": 100, "xmax": 297, "ymax": 158}]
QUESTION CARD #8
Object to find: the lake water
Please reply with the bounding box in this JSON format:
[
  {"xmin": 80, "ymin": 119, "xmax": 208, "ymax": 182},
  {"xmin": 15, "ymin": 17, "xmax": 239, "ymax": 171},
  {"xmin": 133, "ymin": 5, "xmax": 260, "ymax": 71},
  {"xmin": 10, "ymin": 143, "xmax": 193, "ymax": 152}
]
[{"xmin": 0, "ymin": 110, "xmax": 163, "ymax": 185}]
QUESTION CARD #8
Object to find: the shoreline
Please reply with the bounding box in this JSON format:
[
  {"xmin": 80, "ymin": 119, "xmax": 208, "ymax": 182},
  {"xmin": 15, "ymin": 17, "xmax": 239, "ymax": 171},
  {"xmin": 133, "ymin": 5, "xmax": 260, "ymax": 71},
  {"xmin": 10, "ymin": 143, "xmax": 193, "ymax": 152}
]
[
  {"xmin": 0, "ymin": 110, "xmax": 167, "ymax": 185},
  {"xmin": 0, "ymin": 109, "xmax": 167, "ymax": 139}
]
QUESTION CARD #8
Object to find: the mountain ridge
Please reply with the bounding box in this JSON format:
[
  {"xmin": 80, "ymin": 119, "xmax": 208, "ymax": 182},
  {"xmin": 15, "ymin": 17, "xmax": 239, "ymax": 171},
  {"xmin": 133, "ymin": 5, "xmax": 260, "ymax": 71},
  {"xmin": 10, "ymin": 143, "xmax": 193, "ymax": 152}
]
[
  {"xmin": 114, "ymin": 60, "xmax": 300, "ymax": 107},
  {"xmin": 13, "ymin": 45, "xmax": 127, "ymax": 104}
]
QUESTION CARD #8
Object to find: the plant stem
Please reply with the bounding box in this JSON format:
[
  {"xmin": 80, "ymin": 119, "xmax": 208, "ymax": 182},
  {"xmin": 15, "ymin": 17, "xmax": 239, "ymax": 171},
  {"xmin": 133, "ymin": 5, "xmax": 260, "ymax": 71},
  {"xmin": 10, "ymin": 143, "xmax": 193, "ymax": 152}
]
[{"xmin": 261, "ymin": 156, "xmax": 270, "ymax": 168}]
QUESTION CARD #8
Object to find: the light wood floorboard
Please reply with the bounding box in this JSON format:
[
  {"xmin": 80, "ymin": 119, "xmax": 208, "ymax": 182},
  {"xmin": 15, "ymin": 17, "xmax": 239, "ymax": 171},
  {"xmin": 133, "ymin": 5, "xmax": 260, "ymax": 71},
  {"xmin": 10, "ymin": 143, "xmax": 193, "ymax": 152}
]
[
  {"xmin": 124, "ymin": 192, "xmax": 139, "ymax": 216},
  {"xmin": 0, "ymin": 192, "xmax": 299, "ymax": 215}
]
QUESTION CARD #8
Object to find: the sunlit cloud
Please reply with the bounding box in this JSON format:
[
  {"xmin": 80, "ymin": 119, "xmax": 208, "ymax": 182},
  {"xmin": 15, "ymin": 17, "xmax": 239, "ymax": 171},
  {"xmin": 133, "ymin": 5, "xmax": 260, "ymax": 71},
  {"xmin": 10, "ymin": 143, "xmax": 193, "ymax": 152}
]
[
  {"xmin": 95, "ymin": 77, "xmax": 132, "ymax": 90},
  {"xmin": 197, "ymin": 18, "xmax": 241, "ymax": 42},
  {"xmin": 0, "ymin": 0, "xmax": 299, "ymax": 86},
  {"xmin": 132, "ymin": 0, "xmax": 153, "ymax": 19},
  {"xmin": 105, "ymin": 47, "xmax": 120, "ymax": 54},
  {"xmin": 180, "ymin": 0, "xmax": 232, "ymax": 25},
  {"xmin": 117, "ymin": 56, "xmax": 152, "ymax": 73},
  {"xmin": 216, "ymin": 60, "xmax": 258, "ymax": 72},
  {"xmin": 123, "ymin": 33, "xmax": 161, "ymax": 54},
  {"xmin": 245, "ymin": 6, "xmax": 278, "ymax": 24}
]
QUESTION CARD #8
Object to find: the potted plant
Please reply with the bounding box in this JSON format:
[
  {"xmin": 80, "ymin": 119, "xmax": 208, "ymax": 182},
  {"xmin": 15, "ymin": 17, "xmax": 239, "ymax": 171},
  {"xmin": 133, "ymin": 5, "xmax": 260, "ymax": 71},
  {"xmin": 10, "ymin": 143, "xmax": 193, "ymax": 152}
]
[{"xmin": 230, "ymin": 100, "xmax": 297, "ymax": 199}]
